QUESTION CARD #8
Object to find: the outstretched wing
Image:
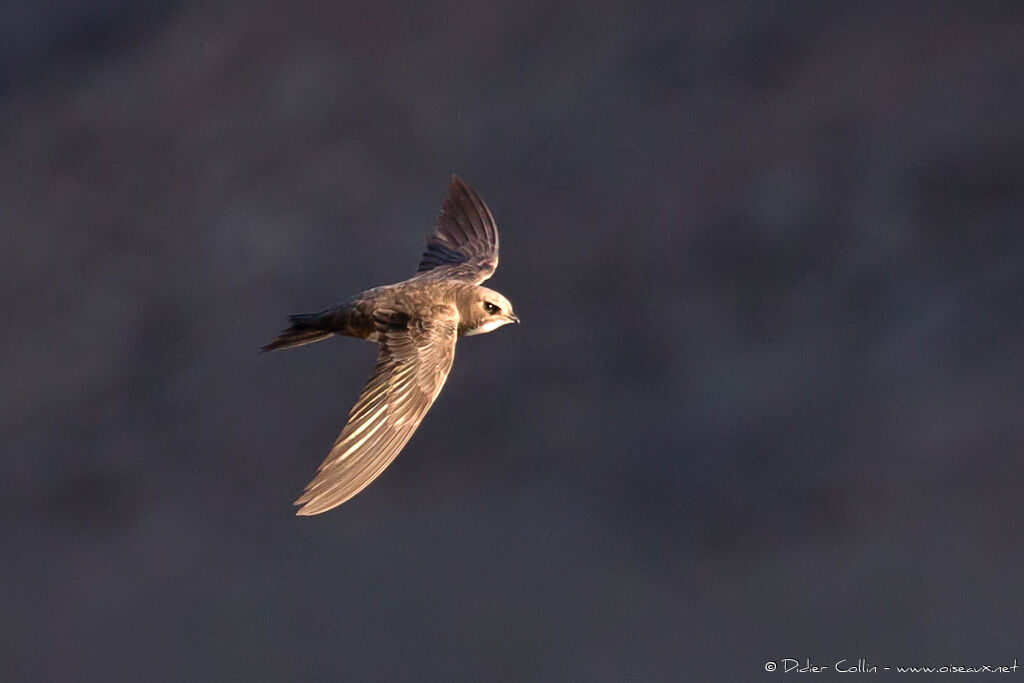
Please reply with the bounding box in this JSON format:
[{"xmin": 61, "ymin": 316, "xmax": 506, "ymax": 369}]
[
  {"xmin": 415, "ymin": 175, "xmax": 499, "ymax": 284},
  {"xmin": 294, "ymin": 306, "xmax": 459, "ymax": 515}
]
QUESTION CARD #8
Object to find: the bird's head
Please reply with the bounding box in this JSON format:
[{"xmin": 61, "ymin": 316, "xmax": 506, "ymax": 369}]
[{"xmin": 460, "ymin": 286, "xmax": 519, "ymax": 336}]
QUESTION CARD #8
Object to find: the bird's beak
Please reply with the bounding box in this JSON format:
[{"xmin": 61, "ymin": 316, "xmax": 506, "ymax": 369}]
[{"xmin": 507, "ymin": 313, "xmax": 521, "ymax": 324}]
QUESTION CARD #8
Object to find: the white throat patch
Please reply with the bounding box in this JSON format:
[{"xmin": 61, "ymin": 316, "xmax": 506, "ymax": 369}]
[{"xmin": 464, "ymin": 318, "xmax": 510, "ymax": 336}]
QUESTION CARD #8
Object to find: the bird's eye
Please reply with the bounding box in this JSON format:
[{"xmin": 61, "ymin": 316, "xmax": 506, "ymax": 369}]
[{"xmin": 484, "ymin": 301, "xmax": 500, "ymax": 314}]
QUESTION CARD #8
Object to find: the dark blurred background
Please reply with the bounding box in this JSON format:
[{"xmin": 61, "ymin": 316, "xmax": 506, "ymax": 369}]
[{"xmin": 3, "ymin": 1, "xmax": 1024, "ymax": 680}]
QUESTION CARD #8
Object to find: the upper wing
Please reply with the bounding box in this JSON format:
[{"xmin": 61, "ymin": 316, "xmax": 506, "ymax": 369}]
[
  {"xmin": 294, "ymin": 306, "xmax": 459, "ymax": 515},
  {"xmin": 414, "ymin": 175, "xmax": 499, "ymax": 284}
]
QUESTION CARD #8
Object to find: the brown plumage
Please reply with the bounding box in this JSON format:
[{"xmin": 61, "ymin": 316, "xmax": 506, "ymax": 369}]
[{"xmin": 263, "ymin": 176, "xmax": 519, "ymax": 515}]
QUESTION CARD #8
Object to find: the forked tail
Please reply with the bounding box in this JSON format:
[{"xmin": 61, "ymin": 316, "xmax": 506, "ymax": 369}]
[{"xmin": 261, "ymin": 313, "xmax": 333, "ymax": 352}]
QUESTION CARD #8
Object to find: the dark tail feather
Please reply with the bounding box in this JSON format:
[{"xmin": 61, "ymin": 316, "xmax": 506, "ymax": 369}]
[{"xmin": 261, "ymin": 313, "xmax": 333, "ymax": 352}]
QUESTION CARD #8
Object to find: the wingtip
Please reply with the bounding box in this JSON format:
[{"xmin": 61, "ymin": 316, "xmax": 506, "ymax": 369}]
[{"xmin": 293, "ymin": 498, "xmax": 316, "ymax": 516}]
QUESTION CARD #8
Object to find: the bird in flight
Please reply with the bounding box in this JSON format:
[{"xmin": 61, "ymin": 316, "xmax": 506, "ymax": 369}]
[{"xmin": 263, "ymin": 176, "xmax": 519, "ymax": 515}]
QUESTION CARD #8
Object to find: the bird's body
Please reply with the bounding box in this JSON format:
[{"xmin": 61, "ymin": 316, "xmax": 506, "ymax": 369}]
[
  {"xmin": 263, "ymin": 177, "xmax": 518, "ymax": 516},
  {"xmin": 265, "ymin": 280, "xmax": 509, "ymax": 347}
]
